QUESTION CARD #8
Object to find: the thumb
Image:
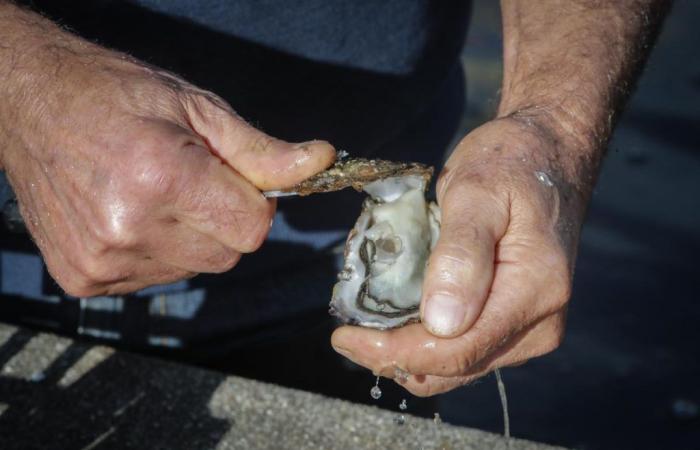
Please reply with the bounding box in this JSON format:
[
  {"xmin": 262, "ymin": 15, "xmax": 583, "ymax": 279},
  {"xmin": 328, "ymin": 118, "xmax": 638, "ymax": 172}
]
[
  {"xmin": 186, "ymin": 96, "xmax": 336, "ymax": 190},
  {"xmin": 420, "ymin": 183, "xmax": 507, "ymax": 338}
]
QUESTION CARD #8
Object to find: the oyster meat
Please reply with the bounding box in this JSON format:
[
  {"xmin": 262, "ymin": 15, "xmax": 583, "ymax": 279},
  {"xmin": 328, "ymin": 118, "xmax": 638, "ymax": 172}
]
[{"xmin": 318, "ymin": 159, "xmax": 441, "ymax": 329}]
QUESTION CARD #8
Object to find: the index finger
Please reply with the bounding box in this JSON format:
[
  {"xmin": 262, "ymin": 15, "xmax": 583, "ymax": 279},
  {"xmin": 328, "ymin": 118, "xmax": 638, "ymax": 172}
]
[{"xmin": 171, "ymin": 144, "xmax": 275, "ymax": 253}]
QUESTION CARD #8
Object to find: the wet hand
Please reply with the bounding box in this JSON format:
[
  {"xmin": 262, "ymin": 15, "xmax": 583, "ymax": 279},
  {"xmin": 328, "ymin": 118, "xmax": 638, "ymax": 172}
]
[
  {"xmin": 1, "ymin": 42, "xmax": 335, "ymax": 296},
  {"xmin": 332, "ymin": 117, "xmax": 591, "ymax": 396}
]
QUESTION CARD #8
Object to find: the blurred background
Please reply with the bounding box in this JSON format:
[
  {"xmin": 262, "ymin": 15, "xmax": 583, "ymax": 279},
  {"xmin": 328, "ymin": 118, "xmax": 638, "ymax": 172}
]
[{"xmin": 0, "ymin": 1, "xmax": 698, "ymax": 449}]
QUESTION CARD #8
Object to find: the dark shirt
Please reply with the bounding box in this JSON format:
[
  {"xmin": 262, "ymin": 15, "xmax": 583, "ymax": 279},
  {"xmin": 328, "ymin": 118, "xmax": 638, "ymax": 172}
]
[{"xmin": 0, "ymin": 0, "xmax": 470, "ymax": 348}]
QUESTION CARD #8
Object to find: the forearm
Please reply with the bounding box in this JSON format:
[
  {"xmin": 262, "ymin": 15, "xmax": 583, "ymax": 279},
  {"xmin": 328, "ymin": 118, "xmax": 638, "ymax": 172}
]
[
  {"xmin": 497, "ymin": 0, "xmax": 670, "ymax": 174},
  {"xmin": 0, "ymin": 3, "xmax": 79, "ymax": 100},
  {"xmin": 0, "ymin": 2, "xmax": 80, "ymax": 166},
  {"xmin": 0, "ymin": 2, "xmax": 143, "ymax": 170}
]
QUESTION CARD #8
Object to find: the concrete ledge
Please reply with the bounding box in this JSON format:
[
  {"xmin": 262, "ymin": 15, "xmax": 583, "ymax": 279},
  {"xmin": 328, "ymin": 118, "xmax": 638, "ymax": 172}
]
[{"xmin": 0, "ymin": 323, "xmax": 564, "ymax": 449}]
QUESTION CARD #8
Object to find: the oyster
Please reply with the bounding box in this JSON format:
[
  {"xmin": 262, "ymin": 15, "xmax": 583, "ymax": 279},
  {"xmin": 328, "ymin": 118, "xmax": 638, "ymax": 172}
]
[
  {"xmin": 319, "ymin": 159, "xmax": 441, "ymax": 329},
  {"xmin": 264, "ymin": 158, "xmax": 433, "ymax": 197}
]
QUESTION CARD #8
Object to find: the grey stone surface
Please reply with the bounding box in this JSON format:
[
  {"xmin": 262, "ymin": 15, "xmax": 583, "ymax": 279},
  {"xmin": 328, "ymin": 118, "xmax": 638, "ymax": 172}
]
[{"xmin": 0, "ymin": 323, "xmax": 565, "ymax": 450}]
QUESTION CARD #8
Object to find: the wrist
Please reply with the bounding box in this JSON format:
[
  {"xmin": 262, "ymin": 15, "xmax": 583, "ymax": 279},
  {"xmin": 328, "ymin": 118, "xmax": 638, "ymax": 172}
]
[
  {"xmin": 497, "ymin": 93, "xmax": 608, "ymax": 155},
  {"xmin": 495, "ymin": 97, "xmax": 606, "ymax": 188}
]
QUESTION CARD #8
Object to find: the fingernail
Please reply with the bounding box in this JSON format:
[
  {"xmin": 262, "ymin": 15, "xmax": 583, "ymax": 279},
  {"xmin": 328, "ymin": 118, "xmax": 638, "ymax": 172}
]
[{"xmin": 423, "ymin": 294, "xmax": 467, "ymax": 336}]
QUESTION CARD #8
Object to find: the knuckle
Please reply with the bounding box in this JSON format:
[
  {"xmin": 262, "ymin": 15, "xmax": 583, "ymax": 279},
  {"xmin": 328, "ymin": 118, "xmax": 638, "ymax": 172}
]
[
  {"xmin": 452, "ymin": 352, "xmax": 475, "ymax": 376},
  {"xmin": 235, "ymin": 201, "xmax": 273, "ymax": 252},
  {"xmin": 131, "ymin": 159, "xmax": 178, "ymax": 200},
  {"xmin": 184, "ymin": 89, "xmax": 236, "ymax": 123},
  {"xmin": 121, "ymin": 135, "xmax": 182, "ymax": 201},
  {"xmin": 546, "ymin": 254, "xmax": 573, "ymax": 309},
  {"xmin": 249, "ymin": 133, "xmax": 277, "ymax": 154},
  {"xmin": 431, "ymin": 243, "xmax": 477, "ymax": 282},
  {"xmin": 507, "ymin": 358, "xmax": 531, "ymax": 368},
  {"xmin": 407, "ymin": 384, "xmax": 433, "ymax": 398},
  {"xmin": 240, "ymin": 223, "xmax": 268, "ymax": 252},
  {"xmin": 207, "ymin": 250, "xmax": 242, "ymax": 273},
  {"xmin": 45, "ymin": 256, "xmax": 94, "ymax": 297},
  {"xmin": 77, "ymin": 259, "xmax": 108, "ymax": 283},
  {"xmin": 91, "ymin": 218, "xmax": 138, "ymax": 252},
  {"xmin": 60, "ymin": 277, "xmax": 100, "ymax": 298},
  {"xmin": 531, "ymin": 316, "xmax": 567, "ymax": 358},
  {"xmin": 553, "ymin": 278, "xmax": 572, "ymax": 309},
  {"xmin": 540, "ymin": 333, "xmax": 564, "ymax": 356},
  {"xmin": 532, "ymin": 243, "xmax": 572, "ymax": 313},
  {"xmin": 76, "ymin": 255, "xmax": 127, "ymax": 285}
]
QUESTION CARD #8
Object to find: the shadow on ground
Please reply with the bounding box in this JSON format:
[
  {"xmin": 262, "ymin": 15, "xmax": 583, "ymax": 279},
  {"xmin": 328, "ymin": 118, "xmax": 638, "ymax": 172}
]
[{"xmin": 0, "ymin": 328, "xmax": 229, "ymax": 450}]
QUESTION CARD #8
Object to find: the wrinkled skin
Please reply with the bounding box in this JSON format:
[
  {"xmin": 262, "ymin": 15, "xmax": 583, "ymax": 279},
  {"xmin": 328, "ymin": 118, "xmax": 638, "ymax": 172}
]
[
  {"xmin": 332, "ymin": 117, "xmax": 592, "ymax": 396},
  {"xmin": 0, "ymin": 0, "xmax": 665, "ymax": 396},
  {"xmin": 329, "ymin": 0, "xmax": 669, "ymax": 396},
  {"xmin": 0, "ymin": 41, "xmax": 335, "ymax": 297}
]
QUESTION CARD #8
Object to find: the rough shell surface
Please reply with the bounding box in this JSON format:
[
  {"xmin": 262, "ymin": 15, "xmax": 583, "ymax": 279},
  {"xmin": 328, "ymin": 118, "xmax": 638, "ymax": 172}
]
[{"xmin": 282, "ymin": 158, "xmax": 433, "ymax": 196}]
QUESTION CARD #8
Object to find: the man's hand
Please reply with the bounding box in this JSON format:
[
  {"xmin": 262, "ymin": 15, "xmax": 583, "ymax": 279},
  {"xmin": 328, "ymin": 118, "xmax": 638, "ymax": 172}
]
[
  {"xmin": 0, "ymin": 4, "xmax": 335, "ymax": 296},
  {"xmin": 331, "ymin": 0, "xmax": 669, "ymax": 395},
  {"xmin": 331, "ymin": 118, "xmax": 581, "ymax": 396}
]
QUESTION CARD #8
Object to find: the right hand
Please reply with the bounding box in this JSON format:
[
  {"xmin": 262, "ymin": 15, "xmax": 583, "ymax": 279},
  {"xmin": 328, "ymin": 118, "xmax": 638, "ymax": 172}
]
[{"xmin": 0, "ymin": 38, "xmax": 335, "ymax": 297}]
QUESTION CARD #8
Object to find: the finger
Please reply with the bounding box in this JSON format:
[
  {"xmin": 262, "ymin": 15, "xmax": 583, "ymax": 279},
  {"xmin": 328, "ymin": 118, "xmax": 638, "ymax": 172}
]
[
  {"xmin": 144, "ymin": 219, "xmax": 242, "ymax": 274},
  {"xmin": 184, "ymin": 95, "xmax": 336, "ymax": 190},
  {"xmin": 397, "ymin": 314, "xmax": 566, "ymax": 397},
  {"xmin": 333, "ymin": 311, "xmax": 564, "ymax": 398},
  {"xmin": 94, "ymin": 265, "xmax": 197, "ymax": 296},
  {"xmin": 420, "ymin": 180, "xmax": 509, "ymax": 338},
  {"xmin": 399, "ymin": 372, "xmax": 484, "ymax": 398},
  {"xmin": 333, "ymin": 259, "xmax": 544, "ymax": 378},
  {"xmin": 50, "ymin": 248, "xmax": 195, "ymax": 297},
  {"xmin": 172, "ymin": 145, "xmax": 275, "ymax": 253}
]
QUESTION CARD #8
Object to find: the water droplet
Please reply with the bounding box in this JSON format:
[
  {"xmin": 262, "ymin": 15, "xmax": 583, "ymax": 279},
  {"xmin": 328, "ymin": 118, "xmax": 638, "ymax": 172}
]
[
  {"xmin": 422, "ymin": 341, "xmax": 437, "ymax": 350},
  {"xmin": 399, "ymin": 399, "xmax": 407, "ymax": 411},
  {"xmin": 534, "ymin": 171, "xmax": 554, "ymax": 187},
  {"xmin": 370, "ymin": 385, "xmax": 382, "ymax": 400},
  {"xmin": 394, "ymin": 366, "xmax": 410, "ymax": 383},
  {"xmin": 370, "ymin": 377, "xmax": 382, "ymax": 400},
  {"xmin": 393, "ymin": 414, "xmax": 405, "ymax": 426}
]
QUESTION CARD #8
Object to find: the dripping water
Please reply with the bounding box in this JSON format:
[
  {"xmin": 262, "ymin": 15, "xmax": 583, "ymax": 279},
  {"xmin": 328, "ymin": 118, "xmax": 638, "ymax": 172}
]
[
  {"xmin": 393, "ymin": 398, "xmax": 408, "ymax": 427},
  {"xmin": 495, "ymin": 368, "xmax": 510, "ymax": 439},
  {"xmin": 370, "ymin": 376, "xmax": 382, "ymax": 400}
]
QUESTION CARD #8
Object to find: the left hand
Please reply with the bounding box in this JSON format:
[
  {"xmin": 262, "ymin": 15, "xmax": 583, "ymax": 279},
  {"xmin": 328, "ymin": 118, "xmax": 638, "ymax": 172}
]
[{"xmin": 331, "ymin": 116, "xmax": 593, "ymax": 396}]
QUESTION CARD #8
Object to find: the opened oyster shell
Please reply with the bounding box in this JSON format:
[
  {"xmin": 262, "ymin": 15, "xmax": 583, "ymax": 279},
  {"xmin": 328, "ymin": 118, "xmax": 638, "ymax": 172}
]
[
  {"xmin": 307, "ymin": 158, "xmax": 441, "ymax": 329},
  {"xmin": 265, "ymin": 158, "xmax": 433, "ymax": 197}
]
